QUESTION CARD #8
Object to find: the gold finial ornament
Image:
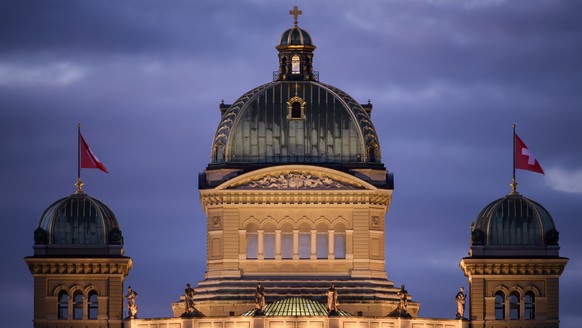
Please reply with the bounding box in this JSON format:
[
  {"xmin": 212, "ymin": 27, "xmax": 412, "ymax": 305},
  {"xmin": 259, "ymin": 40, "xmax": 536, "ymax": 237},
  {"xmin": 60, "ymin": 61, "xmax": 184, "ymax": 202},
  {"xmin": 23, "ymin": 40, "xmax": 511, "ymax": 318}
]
[
  {"xmin": 509, "ymin": 178, "xmax": 519, "ymax": 195},
  {"xmin": 289, "ymin": 6, "xmax": 302, "ymax": 26},
  {"xmin": 75, "ymin": 177, "xmax": 85, "ymax": 194}
]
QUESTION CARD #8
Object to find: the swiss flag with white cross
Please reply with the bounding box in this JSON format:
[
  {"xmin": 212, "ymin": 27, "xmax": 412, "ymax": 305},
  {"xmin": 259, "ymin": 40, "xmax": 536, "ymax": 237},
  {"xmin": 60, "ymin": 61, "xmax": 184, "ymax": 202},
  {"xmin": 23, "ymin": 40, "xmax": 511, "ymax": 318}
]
[{"xmin": 515, "ymin": 133, "xmax": 545, "ymax": 175}]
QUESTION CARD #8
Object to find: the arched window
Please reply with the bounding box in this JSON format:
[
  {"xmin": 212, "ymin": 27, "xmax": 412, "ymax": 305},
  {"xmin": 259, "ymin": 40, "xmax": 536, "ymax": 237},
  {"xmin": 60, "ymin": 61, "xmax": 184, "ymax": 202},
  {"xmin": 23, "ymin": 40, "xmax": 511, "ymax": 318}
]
[
  {"xmin": 494, "ymin": 292, "xmax": 505, "ymax": 320},
  {"xmin": 263, "ymin": 223, "xmax": 276, "ymax": 259},
  {"xmin": 509, "ymin": 292, "xmax": 520, "ymax": 320},
  {"xmin": 73, "ymin": 291, "xmax": 84, "ymax": 320},
  {"xmin": 291, "ymin": 102, "xmax": 302, "ymax": 119},
  {"xmin": 88, "ymin": 291, "xmax": 98, "ymax": 320},
  {"xmin": 524, "ymin": 291, "xmax": 535, "ymax": 320},
  {"xmin": 316, "ymin": 223, "xmax": 329, "ymax": 259},
  {"xmin": 246, "ymin": 223, "xmax": 258, "ymax": 259},
  {"xmin": 334, "ymin": 223, "xmax": 346, "ymax": 259},
  {"xmin": 281, "ymin": 223, "xmax": 293, "ymax": 259},
  {"xmin": 291, "ymin": 55, "xmax": 300, "ymax": 74},
  {"xmin": 58, "ymin": 291, "xmax": 68, "ymax": 320},
  {"xmin": 298, "ymin": 223, "xmax": 311, "ymax": 259}
]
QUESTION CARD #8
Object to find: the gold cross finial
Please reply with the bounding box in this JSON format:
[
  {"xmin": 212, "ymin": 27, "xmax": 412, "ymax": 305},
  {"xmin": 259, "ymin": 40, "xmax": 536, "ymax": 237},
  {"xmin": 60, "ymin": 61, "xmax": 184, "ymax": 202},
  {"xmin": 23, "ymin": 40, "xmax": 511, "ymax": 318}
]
[
  {"xmin": 74, "ymin": 177, "xmax": 85, "ymax": 194},
  {"xmin": 289, "ymin": 6, "xmax": 302, "ymax": 26}
]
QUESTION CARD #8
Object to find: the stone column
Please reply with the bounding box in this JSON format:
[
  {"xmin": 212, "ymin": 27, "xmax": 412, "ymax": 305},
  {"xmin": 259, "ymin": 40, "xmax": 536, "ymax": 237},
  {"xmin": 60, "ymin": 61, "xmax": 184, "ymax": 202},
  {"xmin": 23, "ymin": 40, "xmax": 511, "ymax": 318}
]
[
  {"xmin": 310, "ymin": 229, "xmax": 317, "ymax": 260},
  {"xmin": 328, "ymin": 229, "xmax": 335, "ymax": 259},
  {"xmin": 293, "ymin": 229, "xmax": 299, "ymax": 260},
  {"xmin": 257, "ymin": 230, "xmax": 264, "ymax": 260},
  {"xmin": 239, "ymin": 230, "xmax": 246, "ymax": 260},
  {"xmin": 275, "ymin": 229, "xmax": 282, "ymax": 260}
]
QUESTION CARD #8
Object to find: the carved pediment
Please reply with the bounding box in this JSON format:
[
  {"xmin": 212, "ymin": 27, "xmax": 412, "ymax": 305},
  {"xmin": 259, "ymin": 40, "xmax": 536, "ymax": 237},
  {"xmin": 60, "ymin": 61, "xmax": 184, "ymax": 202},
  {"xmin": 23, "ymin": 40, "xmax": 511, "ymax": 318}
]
[{"xmin": 228, "ymin": 171, "xmax": 364, "ymax": 190}]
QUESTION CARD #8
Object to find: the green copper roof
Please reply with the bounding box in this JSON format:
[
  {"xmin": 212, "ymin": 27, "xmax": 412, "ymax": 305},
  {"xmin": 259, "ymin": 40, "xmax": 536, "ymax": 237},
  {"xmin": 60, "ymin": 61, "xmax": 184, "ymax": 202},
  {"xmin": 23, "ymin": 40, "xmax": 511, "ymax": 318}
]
[
  {"xmin": 472, "ymin": 194, "xmax": 558, "ymax": 247},
  {"xmin": 240, "ymin": 297, "xmax": 351, "ymax": 317}
]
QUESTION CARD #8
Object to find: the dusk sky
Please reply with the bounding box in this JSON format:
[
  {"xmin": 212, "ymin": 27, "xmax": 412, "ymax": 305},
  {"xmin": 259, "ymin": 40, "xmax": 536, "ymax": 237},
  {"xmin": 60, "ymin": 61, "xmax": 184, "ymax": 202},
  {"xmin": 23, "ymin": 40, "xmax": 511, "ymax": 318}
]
[{"xmin": 1, "ymin": 1, "xmax": 581, "ymax": 327}]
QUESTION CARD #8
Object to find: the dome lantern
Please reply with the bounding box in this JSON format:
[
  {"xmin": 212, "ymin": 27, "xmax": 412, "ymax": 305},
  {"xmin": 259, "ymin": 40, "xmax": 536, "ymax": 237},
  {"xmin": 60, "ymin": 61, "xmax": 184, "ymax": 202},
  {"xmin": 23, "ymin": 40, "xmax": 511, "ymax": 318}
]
[{"xmin": 275, "ymin": 6, "xmax": 316, "ymax": 81}]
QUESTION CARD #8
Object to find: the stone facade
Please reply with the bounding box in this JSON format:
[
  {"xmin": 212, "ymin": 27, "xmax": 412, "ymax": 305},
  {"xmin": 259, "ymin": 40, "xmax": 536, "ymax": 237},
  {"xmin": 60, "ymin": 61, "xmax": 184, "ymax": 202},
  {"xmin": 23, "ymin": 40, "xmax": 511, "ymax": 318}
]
[
  {"xmin": 459, "ymin": 258, "xmax": 567, "ymax": 328},
  {"xmin": 126, "ymin": 316, "xmax": 468, "ymax": 328},
  {"xmin": 25, "ymin": 250, "xmax": 132, "ymax": 328},
  {"xmin": 185, "ymin": 165, "xmax": 415, "ymax": 318}
]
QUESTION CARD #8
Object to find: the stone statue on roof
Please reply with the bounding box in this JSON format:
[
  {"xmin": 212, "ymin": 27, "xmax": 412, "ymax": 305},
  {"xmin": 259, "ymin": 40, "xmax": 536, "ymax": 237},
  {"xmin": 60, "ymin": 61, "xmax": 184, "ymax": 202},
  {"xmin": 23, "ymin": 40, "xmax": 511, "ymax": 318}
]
[
  {"xmin": 456, "ymin": 287, "xmax": 466, "ymax": 319},
  {"xmin": 387, "ymin": 285, "xmax": 412, "ymax": 318},
  {"xmin": 327, "ymin": 284, "xmax": 339, "ymax": 316},
  {"xmin": 124, "ymin": 286, "xmax": 138, "ymax": 319},
  {"xmin": 254, "ymin": 283, "xmax": 266, "ymax": 315}
]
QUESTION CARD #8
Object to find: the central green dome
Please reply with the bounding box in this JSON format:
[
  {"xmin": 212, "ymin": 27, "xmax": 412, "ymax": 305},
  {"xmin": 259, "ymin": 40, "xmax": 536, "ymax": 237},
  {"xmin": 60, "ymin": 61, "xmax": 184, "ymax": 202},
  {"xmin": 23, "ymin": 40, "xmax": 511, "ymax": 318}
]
[
  {"xmin": 211, "ymin": 81, "xmax": 380, "ymax": 165},
  {"xmin": 202, "ymin": 16, "xmax": 392, "ymax": 191}
]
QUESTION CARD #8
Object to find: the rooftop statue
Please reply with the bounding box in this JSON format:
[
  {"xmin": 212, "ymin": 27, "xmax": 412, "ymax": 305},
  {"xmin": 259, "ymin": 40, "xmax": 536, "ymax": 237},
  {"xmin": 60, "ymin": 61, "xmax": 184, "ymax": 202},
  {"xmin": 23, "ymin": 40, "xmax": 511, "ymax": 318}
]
[
  {"xmin": 327, "ymin": 284, "xmax": 339, "ymax": 316},
  {"xmin": 124, "ymin": 286, "xmax": 138, "ymax": 319},
  {"xmin": 254, "ymin": 284, "xmax": 266, "ymax": 315},
  {"xmin": 182, "ymin": 283, "xmax": 204, "ymax": 317},
  {"xmin": 387, "ymin": 285, "xmax": 412, "ymax": 318},
  {"xmin": 455, "ymin": 287, "xmax": 466, "ymax": 319}
]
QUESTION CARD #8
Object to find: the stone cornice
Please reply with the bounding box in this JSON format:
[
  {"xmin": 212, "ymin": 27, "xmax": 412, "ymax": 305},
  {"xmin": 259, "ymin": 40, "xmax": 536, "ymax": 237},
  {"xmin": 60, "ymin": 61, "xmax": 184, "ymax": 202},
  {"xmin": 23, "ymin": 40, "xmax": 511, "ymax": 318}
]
[
  {"xmin": 215, "ymin": 165, "xmax": 381, "ymax": 191},
  {"xmin": 459, "ymin": 258, "xmax": 568, "ymax": 276},
  {"xmin": 24, "ymin": 257, "xmax": 133, "ymax": 275},
  {"xmin": 200, "ymin": 189, "xmax": 392, "ymax": 208}
]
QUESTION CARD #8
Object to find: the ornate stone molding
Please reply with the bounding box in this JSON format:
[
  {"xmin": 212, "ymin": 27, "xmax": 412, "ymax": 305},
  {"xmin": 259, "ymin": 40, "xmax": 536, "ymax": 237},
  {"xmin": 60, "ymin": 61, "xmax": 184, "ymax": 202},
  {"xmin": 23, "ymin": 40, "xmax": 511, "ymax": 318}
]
[
  {"xmin": 201, "ymin": 190, "xmax": 391, "ymax": 207},
  {"xmin": 460, "ymin": 258, "xmax": 568, "ymax": 276},
  {"xmin": 229, "ymin": 172, "xmax": 361, "ymax": 190},
  {"xmin": 25, "ymin": 258, "xmax": 133, "ymax": 275}
]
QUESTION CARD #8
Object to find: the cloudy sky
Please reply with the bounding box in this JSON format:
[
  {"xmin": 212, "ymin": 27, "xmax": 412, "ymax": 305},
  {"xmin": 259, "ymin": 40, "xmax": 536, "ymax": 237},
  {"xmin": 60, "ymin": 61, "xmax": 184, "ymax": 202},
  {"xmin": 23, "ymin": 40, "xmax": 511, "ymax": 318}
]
[{"xmin": 1, "ymin": 0, "xmax": 581, "ymax": 327}]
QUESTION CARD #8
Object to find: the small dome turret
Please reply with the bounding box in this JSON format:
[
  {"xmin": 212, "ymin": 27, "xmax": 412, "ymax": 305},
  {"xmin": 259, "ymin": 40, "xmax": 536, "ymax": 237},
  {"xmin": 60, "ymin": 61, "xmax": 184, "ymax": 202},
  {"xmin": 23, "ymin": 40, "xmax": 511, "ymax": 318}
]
[
  {"xmin": 33, "ymin": 191, "xmax": 124, "ymax": 256},
  {"xmin": 279, "ymin": 26, "xmax": 313, "ymax": 46},
  {"xmin": 469, "ymin": 192, "xmax": 560, "ymax": 257}
]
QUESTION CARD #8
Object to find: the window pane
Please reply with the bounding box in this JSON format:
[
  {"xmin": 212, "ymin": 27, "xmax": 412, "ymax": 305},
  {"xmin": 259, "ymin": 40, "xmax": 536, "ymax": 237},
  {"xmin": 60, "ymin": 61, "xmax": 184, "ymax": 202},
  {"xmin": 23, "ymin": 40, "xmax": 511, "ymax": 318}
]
[
  {"xmin": 292, "ymin": 55, "xmax": 300, "ymax": 74},
  {"xmin": 88, "ymin": 293, "xmax": 98, "ymax": 319},
  {"xmin": 317, "ymin": 233, "xmax": 328, "ymax": 259},
  {"xmin": 246, "ymin": 233, "xmax": 258, "ymax": 259},
  {"xmin": 58, "ymin": 292, "xmax": 68, "ymax": 320},
  {"xmin": 299, "ymin": 233, "xmax": 310, "ymax": 259},
  {"xmin": 524, "ymin": 292, "xmax": 535, "ymax": 320},
  {"xmin": 510, "ymin": 293, "xmax": 520, "ymax": 320},
  {"xmin": 73, "ymin": 293, "xmax": 83, "ymax": 319},
  {"xmin": 282, "ymin": 233, "xmax": 293, "ymax": 259},
  {"xmin": 495, "ymin": 293, "xmax": 505, "ymax": 320},
  {"xmin": 264, "ymin": 233, "xmax": 275, "ymax": 259},
  {"xmin": 334, "ymin": 234, "xmax": 346, "ymax": 259}
]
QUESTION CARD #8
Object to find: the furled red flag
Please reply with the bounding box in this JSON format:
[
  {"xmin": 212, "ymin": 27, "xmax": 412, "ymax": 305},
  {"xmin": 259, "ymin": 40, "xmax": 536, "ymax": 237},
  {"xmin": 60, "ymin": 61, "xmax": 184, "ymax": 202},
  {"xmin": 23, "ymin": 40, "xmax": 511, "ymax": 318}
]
[
  {"xmin": 80, "ymin": 133, "xmax": 109, "ymax": 173},
  {"xmin": 514, "ymin": 133, "xmax": 544, "ymax": 175}
]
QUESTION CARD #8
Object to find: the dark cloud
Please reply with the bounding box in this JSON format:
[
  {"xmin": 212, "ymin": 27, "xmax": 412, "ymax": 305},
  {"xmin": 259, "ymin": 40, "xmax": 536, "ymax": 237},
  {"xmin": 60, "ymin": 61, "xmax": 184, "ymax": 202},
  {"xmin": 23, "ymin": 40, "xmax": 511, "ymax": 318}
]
[{"xmin": 1, "ymin": 1, "xmax": 581, "ymax": 327}]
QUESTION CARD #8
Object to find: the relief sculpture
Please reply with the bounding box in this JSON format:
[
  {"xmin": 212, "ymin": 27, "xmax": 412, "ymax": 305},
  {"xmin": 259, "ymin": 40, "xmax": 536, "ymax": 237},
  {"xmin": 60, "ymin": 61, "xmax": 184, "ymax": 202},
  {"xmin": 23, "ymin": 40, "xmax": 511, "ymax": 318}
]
[{"xmin": 233, "ymin": 172, "xmax": 357, "ymax": 190}]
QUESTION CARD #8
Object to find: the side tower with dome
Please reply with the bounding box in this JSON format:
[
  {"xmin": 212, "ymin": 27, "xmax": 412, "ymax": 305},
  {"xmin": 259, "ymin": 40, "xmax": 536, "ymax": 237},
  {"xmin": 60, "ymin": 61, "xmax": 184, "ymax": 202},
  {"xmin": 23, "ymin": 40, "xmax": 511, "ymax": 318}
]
[
  {"xmin": 459, "ymin": 187, "xmax": 568, "ymax": 328},
  {"xmin": 183, "ymin": 9, "xmax": 418, "ymax": 318},
  {"xmin": 25, "ymin": 186, "xmax": 133, "ymax": 328}
]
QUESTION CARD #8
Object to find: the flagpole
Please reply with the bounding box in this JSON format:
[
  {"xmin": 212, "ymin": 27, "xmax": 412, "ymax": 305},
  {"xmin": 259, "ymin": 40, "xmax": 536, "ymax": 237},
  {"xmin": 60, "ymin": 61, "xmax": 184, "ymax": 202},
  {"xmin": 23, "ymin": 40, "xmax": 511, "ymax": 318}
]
[
  {"xmin": 75, "ymin": 123, "xmax": 84, "ymax": 194},
  {"xmin": 511, "ymin": 124, "xmax": 518, "ymax": 194}
]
